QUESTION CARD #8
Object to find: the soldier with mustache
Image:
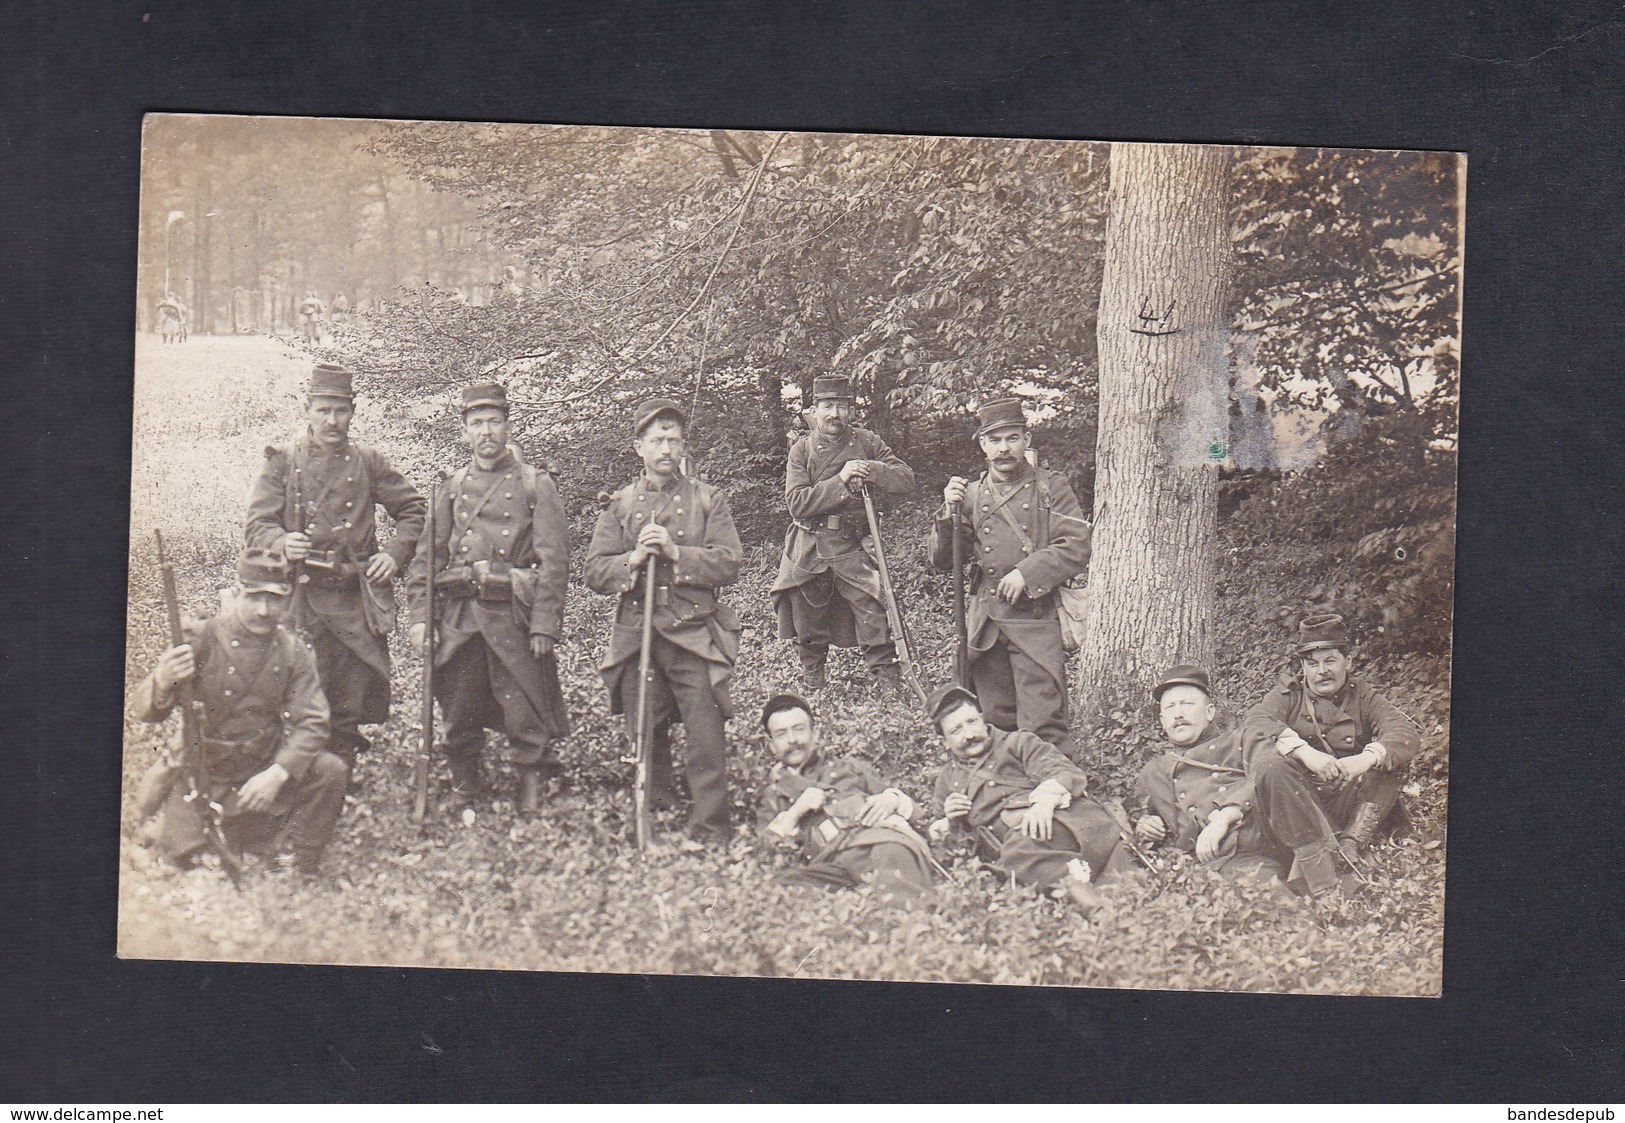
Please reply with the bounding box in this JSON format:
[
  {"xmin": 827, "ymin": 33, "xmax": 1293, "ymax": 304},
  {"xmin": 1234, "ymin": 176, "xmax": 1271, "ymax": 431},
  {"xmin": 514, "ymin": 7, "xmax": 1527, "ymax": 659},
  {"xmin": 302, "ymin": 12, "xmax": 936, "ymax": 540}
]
[
  {"xmin": 585, "ymin": 398, "xmax": 744, "ymax": 849},
  {"xmin": 406, "ymin": 383, "xmax": 571, "ymax": 814},
  {"xmin": 247, "ymin": 362, "xmax": 426, "ymax": 768},
  {"xmin": 769, "ymin": 374, "xmax": 915, "ymax": 694},
  {"xmin": 1238, "ymin": 614, "xmax": 1423, "ymax": 899},
  {"xmin": 1130, "ymin": 665, "xmax": 1290, "ymax": 884},
  {"xmin": 927, "ymin": 398, "xmax": 1092, "ymax": 759},
  {"xmin": 924, "ymin": 684, "xmax": 1124, "ymax": 917}
]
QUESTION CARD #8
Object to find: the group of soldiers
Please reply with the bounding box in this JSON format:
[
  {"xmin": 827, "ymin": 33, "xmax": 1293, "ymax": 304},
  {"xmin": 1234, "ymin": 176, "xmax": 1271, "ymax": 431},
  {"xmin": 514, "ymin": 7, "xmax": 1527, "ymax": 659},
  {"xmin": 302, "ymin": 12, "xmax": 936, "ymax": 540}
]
[{"xmin": 131, "ymin": 364, "xmax": 1421, "ymax": 913}]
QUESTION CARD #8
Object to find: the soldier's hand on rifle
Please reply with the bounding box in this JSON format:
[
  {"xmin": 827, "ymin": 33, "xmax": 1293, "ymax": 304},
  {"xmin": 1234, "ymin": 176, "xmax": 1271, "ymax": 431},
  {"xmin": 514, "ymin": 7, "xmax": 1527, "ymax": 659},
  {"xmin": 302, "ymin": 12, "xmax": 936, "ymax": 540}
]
[
  {"xmin": 858, "ymin": 789, "xmax": 900, "ymax": 826},
  {"xmin": 943, "ymin": 791, "xmax": 973, "ymax": 820},
  {"xmin": 154, "ymin": 644, "xmax": 195, "ymax": 692},
  {"xmin": 839, "ymin": 459, "xmax": 872, "ymax": 486},
  {"xmin": 237, "ymin": 763, "xmax": 289, "ymax": 813},
  {"xmin": 363, "ymin": 552, "xmax": 398, "ymax": 583},
  {"xmin": 637, "ymin": 521, "xmax": 680, "ymax": 562},
  {"xmin": 529, "ymin": 635, "xmax": 554, "ymax": 659},
  {"xmin": 408, "ymin": 622, "xmax": 437, "ymax": 650},
  {"xmin": 279, "ymin": 531, "xmax": 312, "ymax": 562},
  {"xmin": 942, "ymin": 476, "xmax": 969, "ymax": 510},
  {"xmin": 996, "ymin": 568, "xmax": 1028, "ymax": 603},
  {"xmin": 1135, "ymin": 813, "xmax": 1168, "ymax": 843}
]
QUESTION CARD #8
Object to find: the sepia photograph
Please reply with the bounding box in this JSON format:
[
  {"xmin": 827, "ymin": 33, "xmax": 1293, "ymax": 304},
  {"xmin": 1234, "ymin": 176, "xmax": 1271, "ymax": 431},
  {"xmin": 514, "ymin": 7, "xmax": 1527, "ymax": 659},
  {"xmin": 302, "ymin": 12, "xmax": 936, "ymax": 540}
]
[{"xmin": 120, "ymin": 113, "xmax": 1461, "ymax": 996}]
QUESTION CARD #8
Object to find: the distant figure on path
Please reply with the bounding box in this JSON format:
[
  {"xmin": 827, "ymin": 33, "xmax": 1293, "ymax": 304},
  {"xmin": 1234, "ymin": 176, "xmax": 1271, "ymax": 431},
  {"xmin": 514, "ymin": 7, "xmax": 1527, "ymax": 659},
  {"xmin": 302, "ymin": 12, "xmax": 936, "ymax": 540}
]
[{"xmin": 298, "ymin": 290, "xmax": 325, "ymax": 342}]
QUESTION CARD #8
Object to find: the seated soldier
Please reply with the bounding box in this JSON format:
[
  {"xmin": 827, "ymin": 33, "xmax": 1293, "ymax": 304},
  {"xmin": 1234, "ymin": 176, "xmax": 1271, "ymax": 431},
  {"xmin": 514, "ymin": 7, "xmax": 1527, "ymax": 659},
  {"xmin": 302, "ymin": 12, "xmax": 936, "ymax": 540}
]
[
  {"xmin": 757, "ymin": 692, "xmax": 936, "ymax": 902},
  {"xmin": 1239, "ymin": 613, "xmax": 1423, "ymax": 898},
  {"xmin": 1131, "ymin": 664, "xmax": 1290, "ymax": 885},
  {"xmin": 129, "ymin": 548, "xmax": 348, "ymax": 877},
  {"xmin": 923, "ymin": 684, "xmax": 1124, "ymax": 916}
]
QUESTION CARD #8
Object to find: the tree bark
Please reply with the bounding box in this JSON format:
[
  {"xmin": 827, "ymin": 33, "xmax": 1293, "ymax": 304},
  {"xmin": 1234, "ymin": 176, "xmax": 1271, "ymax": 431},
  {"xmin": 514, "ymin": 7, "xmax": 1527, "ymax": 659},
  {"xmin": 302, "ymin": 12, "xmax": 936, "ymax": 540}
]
[{"xmin": 1076, "ymin": 143, "xmax": 1233, "ymax": 721}]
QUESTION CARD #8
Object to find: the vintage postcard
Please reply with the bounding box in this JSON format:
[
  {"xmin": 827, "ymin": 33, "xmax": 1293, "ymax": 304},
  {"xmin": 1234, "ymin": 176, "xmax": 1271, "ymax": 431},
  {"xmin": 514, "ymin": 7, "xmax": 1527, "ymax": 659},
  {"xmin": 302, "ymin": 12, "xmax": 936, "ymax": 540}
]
[{"xmin": 122, "ymin": 113, "xmax": 1459, "ymax": 995}]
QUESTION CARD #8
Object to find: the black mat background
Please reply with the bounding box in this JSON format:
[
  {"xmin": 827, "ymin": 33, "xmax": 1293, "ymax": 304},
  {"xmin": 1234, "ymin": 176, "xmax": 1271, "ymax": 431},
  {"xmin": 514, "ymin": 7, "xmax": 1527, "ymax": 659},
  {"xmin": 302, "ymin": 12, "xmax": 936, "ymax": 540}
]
[{"xmin": 6, "ymin": 0, "xmax": 1623, "ymax": 1102}]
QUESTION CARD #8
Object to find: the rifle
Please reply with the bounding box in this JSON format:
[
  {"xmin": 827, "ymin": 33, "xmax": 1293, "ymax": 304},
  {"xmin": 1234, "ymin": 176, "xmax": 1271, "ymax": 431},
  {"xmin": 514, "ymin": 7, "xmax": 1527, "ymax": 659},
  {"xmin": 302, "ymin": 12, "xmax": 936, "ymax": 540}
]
[
  {"xmin": 632, "ymin": 557, "xmax": 657, "ymax": 851},
  {"xmin": 153, "ymin": 531, "xmax": 243, "ymax": 888},
  {"xmin": 413, "ymin": 474, "xmax": 439, "ymax": 823},
  {"xmin": 949, "ymin": 500, "xmax": 969, "ymax": 687},
  {"xmin": 289, "ymin": 491, "xmax": 310, "ymax": 638},
  {"xmin": 858, "ymin": 483, "xmax": 929, "ymax": 706}
]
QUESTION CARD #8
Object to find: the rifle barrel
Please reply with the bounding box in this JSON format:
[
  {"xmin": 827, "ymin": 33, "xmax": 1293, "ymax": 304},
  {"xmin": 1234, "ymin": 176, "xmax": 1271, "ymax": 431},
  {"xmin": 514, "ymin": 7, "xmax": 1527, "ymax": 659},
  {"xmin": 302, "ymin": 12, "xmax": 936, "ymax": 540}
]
[
  {"xmin": 414, "ymin": 477, "xmax": 438, "ymax": 822},
  {"xmin": 632, "ymin": 558, "xmax": 657, "ymax": 852}
]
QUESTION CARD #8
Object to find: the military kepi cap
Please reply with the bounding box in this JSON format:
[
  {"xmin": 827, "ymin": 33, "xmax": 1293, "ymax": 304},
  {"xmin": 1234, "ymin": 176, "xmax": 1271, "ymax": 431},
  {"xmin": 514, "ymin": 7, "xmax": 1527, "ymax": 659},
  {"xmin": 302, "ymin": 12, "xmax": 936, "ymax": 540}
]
[
  {"xmin": 461, "ymin": 381, "xmax": 510, "ymax": 414},
  {"xmin": 632, "ymin": 397, "xmax": 687, "ymax": 436},
  {"xmin": 925, "ymin": 682, "xmax": 979, "ymax": 727},
  {"xmin": 811, "ymin": 374, "xmax": 854, "ymax": 400},
  {"xmin": 1152, "ymin": 664, "xmax": 1213, "ymax": 702},
  {"xmin": 308, "ymin": 362, "xmax": 355, "ymax": 401},
  {"xmin": 237, "ymin": 547, "xmax": 293, "ymax": 596},
  {"xmin": 760, "ymin": 691, "xmax": 814, "ymax": 730},
  {"xmin": 1295, "ymin": 612, "xmax": 1351, "ymax": 655},
  {"xmin": 976, "ymin": 397, "xmax": 1027, "ymax": 436}
]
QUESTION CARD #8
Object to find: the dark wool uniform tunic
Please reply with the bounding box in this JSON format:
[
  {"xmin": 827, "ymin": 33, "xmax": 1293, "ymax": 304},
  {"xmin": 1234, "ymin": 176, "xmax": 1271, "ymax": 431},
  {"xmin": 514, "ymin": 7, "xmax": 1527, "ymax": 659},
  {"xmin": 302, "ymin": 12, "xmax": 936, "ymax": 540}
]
[
  {"xmin": 927, "ymin": 465, "xmax": 1091, "ymax": 757},
  {"xmin": 1238, "ymin": 672, "xmax": 1423, "ymax": 852},
  {"xmin": 769, "ymin": 427, "xmax": 914, "ymax": 668},
  {"xmin": 246, "ymin": 433, "xmax": 426, "ymax": 761},
  {"xmin": 129, "ymin": 615, "xmax": 347, "ymax": 867},
  {"xmin": 757, "ymin": 754, "xmax": 934, "ymax": 900},
  {"xmin": 1132, "ymin": 724, "xmax": 1290, "ymax": 881},
  {"xmin": 932, "ymin": 727, "xmax": 1122, "ymax": 889},
  {"xmin": 585, "ymin": 472, "xmax": 742, "ymax": 840},
  {"xmin": 406, "ymin": 449, "xmax": 571, "ymax": 770}
]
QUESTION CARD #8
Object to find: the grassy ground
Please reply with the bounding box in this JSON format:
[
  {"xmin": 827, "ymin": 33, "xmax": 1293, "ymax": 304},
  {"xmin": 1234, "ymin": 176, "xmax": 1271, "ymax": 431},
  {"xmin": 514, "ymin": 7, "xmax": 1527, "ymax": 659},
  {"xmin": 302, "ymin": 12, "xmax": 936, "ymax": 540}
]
[{"xmin": 118, "ymin": 332, "xmax": 1448, "ymax": 995}]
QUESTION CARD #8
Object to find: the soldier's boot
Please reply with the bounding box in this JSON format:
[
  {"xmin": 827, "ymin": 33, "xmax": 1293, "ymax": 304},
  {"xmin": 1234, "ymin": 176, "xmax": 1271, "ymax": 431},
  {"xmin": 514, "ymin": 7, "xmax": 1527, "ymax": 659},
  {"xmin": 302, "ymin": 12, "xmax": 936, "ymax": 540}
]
[
  {"xmin": 1059, "ymin": 858, "xmax": 1110, "ymax": 919},
  {"xmin": 1336, "ymin": 800, "xmax": 1385, "ymax": 859},
  {"xmin": 517, "ymin": 768, "xmax": 545, "ymax": 817},
  {"xmin": 802, "ymin": 659, "xmax": 829, "ymax": 692},
  {"xmin": 447, "ymin": 751, "xmax": 485, "ymax": 804},
  {"xmin": 873, "ymin": 663, "xmax": 903, "ymax": 697},
  {"xmin": 1291, "ymin": 840, "xmax": 1343, "ymax": 899}
]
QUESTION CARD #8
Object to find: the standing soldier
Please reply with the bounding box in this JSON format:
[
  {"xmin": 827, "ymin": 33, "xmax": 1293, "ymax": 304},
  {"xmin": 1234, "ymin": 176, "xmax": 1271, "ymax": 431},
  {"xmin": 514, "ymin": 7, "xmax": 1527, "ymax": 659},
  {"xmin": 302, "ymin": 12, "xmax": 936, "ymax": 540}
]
[
  {"xmin": 246, "ymin": 362, "xmax": 427, "ymax": 767},
  {"xmin": 770, "ymin": 374, "xmax": 915, "ymax": 693},
  {"xmin": 330, "ymin": 291, "xmax": 351, "ymax": 326},
  {"xmin": 927, "ymin": 398, "xmax": 1092, "ymax": 759},
  {"xmin": 406, "ymin": 383, "xmax": 572, "ymax": 814},
  {"xmin": 585, "ymin": 398, "xmax": 743, "ymax": 849}
]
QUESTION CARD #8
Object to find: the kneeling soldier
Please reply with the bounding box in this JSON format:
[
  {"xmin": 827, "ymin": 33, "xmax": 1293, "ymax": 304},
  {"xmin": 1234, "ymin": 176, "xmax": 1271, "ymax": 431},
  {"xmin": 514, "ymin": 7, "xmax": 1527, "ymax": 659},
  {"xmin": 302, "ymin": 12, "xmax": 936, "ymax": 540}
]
[
  {"xmin": 1239, "ymin": 613, "xmax": 1422, "ymax": 898},
  {"xmin": 130, "ymin": 548, "xmax": 347, "ymax": 876},
  {"xmin": 924, "ymin": 684, "xmax": 1123, "ymax": 915},
  {"xmin": 757, "ymin": 691, "xmax": 936, "ymax": 902},
  {"xmin": 407, "ymin": 383, "xmax": 572, "ymax": 814}
]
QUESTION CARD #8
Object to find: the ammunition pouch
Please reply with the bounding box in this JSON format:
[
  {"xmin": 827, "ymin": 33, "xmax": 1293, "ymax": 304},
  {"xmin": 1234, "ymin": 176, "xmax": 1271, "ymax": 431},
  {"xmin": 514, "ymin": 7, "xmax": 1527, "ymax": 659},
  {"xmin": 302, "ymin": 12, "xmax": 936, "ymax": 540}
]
[
  {"xmin": 623, "ymin": 585, "xmax": 674, "ymax": 619},
  {"xmin": 794, "ymin": 510, "xmax": 864, "ymax": 538},
  {"xmin": 472, "ymin": 560, "xmax": 513, "ymax": 603},
  {"xmin": 202, "ymin": 734, "xmax": 273, "ymax": 782},
  {"xmin": 433, "ymin": 565, "xmax": 477, "ymax": 599},
  {"xmin": 302, "ymin": 552, "xmax": 360, "ymax": 590}
]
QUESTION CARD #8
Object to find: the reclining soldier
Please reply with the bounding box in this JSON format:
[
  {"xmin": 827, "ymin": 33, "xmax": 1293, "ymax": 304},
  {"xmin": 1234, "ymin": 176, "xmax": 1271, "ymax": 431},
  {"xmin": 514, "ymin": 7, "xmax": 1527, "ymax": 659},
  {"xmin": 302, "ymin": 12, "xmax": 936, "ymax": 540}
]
[
  {"xmin": 757, "ymin": 691, "xmax": 935, "ymax": 902},
  {"xmin": 1131, "ymin": 664, "xmax": 1290, "ymax": 886},
  {"xmin": 924, "ymin": 684, "xmax": 1124, "ymax": 916}
]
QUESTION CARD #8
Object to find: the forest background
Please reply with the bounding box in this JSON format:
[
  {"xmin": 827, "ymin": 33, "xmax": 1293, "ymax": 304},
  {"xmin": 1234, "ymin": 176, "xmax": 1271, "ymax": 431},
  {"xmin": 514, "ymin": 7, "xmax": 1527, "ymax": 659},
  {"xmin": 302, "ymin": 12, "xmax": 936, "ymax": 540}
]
[{"xmin": 122, "ymin": 115, "xmax": 1460, "ymax": 994}]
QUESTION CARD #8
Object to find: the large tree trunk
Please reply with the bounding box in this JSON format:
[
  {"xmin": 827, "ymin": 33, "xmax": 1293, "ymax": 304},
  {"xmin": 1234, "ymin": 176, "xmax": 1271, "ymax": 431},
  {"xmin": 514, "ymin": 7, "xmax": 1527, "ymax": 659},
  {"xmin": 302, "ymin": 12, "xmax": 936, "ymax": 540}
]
[{"xmin": 1076, "ymin": 143, "xmax": 1233, "ymax": 720}]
